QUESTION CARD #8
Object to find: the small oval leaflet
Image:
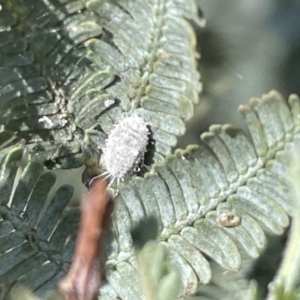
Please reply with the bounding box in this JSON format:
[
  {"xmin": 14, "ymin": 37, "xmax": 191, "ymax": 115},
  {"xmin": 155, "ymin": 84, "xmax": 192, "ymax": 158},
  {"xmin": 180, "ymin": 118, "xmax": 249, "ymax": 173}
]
[
  {"xmin": 101, "ymin": 115, "xmax": 149, "ymax": 182},
  {"xmin": 216, "ymin": 212, "xmax": 241, "ymax": 228}
]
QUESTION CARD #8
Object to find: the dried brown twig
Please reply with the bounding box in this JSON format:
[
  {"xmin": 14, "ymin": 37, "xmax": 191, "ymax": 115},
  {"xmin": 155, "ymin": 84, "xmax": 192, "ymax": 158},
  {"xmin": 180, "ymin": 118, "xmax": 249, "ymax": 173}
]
[{"xmin": 58, "ymin": 177, "xmax": 114, "ymax": 300}]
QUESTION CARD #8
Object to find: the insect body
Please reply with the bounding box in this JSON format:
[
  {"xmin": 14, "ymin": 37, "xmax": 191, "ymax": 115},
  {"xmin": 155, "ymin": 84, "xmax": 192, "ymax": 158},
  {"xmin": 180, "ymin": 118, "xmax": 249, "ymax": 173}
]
[
  {"xmin": 216, "ymin": 212, "xmax": 241, "ymax": 228},
  {"xmin": 101, "ymin": 115, "xmax": 149, "ymax": 183}
]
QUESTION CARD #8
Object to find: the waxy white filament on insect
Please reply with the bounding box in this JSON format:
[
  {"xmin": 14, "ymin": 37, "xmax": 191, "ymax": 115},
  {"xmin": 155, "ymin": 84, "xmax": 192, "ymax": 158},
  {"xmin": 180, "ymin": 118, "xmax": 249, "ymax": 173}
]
[{"xmin": 101, "ymin": 115, "xmax": 149, "ymax": 184}]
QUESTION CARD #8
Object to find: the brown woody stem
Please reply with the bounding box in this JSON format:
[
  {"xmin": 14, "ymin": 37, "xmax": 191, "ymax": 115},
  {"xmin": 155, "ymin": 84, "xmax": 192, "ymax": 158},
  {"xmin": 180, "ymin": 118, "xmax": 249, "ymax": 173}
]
[{"xmin": 58, "ymin": 177, "xmax": 113, "ymax": 300}]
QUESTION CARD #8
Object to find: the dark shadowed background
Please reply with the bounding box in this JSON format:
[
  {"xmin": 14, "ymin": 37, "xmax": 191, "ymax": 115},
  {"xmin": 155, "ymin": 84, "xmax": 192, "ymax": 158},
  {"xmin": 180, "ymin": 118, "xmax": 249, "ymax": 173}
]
[{"xmin": 178, "ymin": 0, "xmax": 300, "ymax": 147}]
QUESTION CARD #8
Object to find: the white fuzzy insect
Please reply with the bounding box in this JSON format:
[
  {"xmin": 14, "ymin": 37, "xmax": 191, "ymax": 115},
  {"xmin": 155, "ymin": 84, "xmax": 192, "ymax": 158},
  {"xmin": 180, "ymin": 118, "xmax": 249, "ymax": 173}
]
[{"xmin": 101, "ymin": 115, "xmax": 149, "ymax": 184}]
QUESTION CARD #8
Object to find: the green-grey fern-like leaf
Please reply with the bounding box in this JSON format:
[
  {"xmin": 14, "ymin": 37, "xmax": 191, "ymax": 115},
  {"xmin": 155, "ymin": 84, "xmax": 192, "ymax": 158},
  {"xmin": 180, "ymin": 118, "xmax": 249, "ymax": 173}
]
[
  {"xmin": 98, "ymin": 90, "xmax": 300, "ymax": 299},
  {"xmin": 136, "ymin": 240, "xmax": 182, "ymax": 300},
  {"xmin": 0, "ymin": 91, "xmax": 298, "ymax": 299},
  {"xmin": 0, "ymin": 0, "xmax": 203, "ymax": 167},
  {"xmin": 2, "ymin": 2, "xmax": 300, "ymax": 299},
  {"xmin": 0, "ymin": 149, "xmax": 80, "ymax": 299},
  {"xmin": 82, "ymin": 0, "xmax": 204, "ymax": 161}
]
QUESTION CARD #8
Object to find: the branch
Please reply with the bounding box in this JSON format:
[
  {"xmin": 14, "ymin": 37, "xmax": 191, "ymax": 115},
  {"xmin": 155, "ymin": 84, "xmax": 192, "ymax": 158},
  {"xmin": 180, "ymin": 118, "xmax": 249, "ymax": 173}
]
[{"xmin": 58, "ymin": 177, "xmax": 114, "ymax": 300}]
